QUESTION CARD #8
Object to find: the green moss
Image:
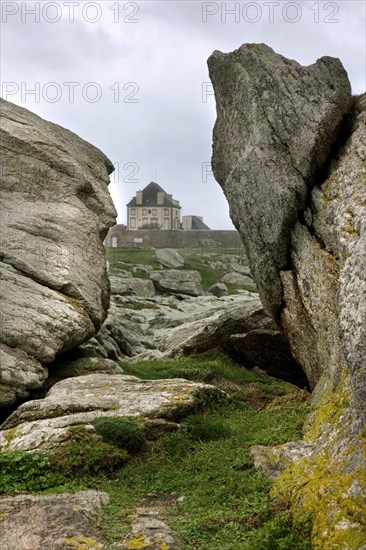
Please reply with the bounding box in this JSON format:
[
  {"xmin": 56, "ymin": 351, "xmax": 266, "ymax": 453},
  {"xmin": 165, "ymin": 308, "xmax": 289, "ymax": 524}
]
[
  {"xmin": 2, "ymin": 427, "xmax": 18, "ymax": 447},
  {"xmin": 304, "ymin": 373, "xmax": 350, "ymax": 442},
  {"xmin": 271, "ymin": 373, "xmax": 366, "ymax": 548},
  {"xmin": 55, "ymin": 291, "xmax": 86, "ymax": 316}
]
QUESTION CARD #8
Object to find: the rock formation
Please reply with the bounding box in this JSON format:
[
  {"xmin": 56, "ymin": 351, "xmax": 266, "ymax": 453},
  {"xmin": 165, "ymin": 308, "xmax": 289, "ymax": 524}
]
[
  {"xmin": 208, "ymin": 43, "xmax": 351, "ymax": 319},
  {"xmin": 0, "ymin": 491, "xmax": 110, "ymax": 549},
  {"xmin": 150, "ymin": 269, "xmax": 203, "ymax": 296},
  {"xmin": 0, "ymin": 374, "xmax": 226, "ymax": 453},
  {"xmin": 0, "ymin": 99, "xmax": 117, "ymax": 407},
  {"xmin": 156, "ymin": 248, "xmax": 184, "ymax": 269},
  {"xmin": 209, "ymin": 44, "xmax": 365, "ymax": 548}
]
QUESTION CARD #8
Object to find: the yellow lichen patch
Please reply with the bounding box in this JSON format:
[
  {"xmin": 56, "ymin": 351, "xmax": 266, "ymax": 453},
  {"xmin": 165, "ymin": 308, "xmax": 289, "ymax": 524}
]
[
  {"xmin": 2, "ymin": 427, "xmax": 19, "ymax": 447},
  {"xmin": 126, "ymin": 534, "xmax": 151, "ymax": 549},
  {"xmin": 273, "ymin": 456, "xmax": 366, "ymax": 549},
  {"xmin": 172, "ymin": 393, "xmax": 189, "ymax": 404},
  {"xmin": 304, "ymin": 373, "xmax": 350, "ymax": 443},
  {"xmin": 64, "ymin": 535, "xmax": 101, "ymax": 549},
  {"xmin": 272, "ymin": 372, "xmax": 366, "ymax": 549}
]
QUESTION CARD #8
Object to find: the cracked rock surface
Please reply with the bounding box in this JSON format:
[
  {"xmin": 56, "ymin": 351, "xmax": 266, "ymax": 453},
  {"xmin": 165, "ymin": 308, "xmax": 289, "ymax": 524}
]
[
  {"xmin": 0, "ymin": 490, "xmax": 109, "ymax": 550},
  {"xmin": 209, "ymin": 44, "xmax": 365, "ymax": 547},
  {"xmin": 0, "ymin": 99, "xmax": 117, "ymax": 407},
  {"xmin": 208, "ymin": 43, "xmax": 351, "ymax": 318},
  {"xmin": 0, "ymin": 374, "xmax": 226, "ymax": 453}
]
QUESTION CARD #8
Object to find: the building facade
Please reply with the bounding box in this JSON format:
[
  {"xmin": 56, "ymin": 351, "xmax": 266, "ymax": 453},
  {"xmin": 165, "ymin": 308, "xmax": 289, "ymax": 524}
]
[{"xmin": 127, "ymin": 182, "xmax": 181, "ymax": 230}]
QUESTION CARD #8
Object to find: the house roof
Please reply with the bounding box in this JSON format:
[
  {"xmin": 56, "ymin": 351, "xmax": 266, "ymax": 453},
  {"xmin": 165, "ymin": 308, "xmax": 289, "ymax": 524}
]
[
  {"xmin": 191, "ymin": 216, "xmax": 211, "ymax": 230},
  {"xmin": 127, "ymin": 182, "xmax": 181, "ymax": 208}
]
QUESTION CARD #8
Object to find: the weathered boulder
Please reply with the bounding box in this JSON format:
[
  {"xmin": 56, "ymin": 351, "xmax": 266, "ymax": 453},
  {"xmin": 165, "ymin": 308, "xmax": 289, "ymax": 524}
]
[
  {"xmin": 0, "ymin": 99, "xmax": 117, "ymax": 407},
  {"xmin": 222, "ymin": 272, "xmax": 256, "ymax": 289},
  {"xmin": 150, "ymin": 269, "xmax": 203, "ymax": 296},
  {"xmin": 78, "ymin": 312, "xmax": 154, "ymax": 359},
  {"xmin": 208, "ymin": 282, "xmax": 228, "ymax": 297},
  {"xmin": 0, "ymin": 344, "xmax": 47, "ymax": 408},
  {"xmin": 0, "ymin": 374, "xmax": 226, "ymax": 453},
  {"xmin": 46, "ymin": 357, "xmax": 123, "ymax": 389},
  {"xmin": 209, "ymin": 43, "xmax": 365, "ymax": 547},
  {"xmin": 110, "ymin": 274, "xmax": 155, "ymax": 297},
  {"xmin": 132, "ymin": 293, "xmax": 278, "ymax": 361},
  {"xmin": 156, "ymin": 248, "xmax": 184, "ymax": 268},
  {"xmin": 208, "ymin": 43, "xmax": 351, "ymax": 318},
  {"xmin": 0, "ymin": 490, "xmax": 109, "ymax": 550}
]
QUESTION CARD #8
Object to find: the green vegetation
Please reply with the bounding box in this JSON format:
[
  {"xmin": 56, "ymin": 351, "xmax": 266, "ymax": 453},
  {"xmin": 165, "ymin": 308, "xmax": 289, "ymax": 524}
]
[
  {"xmin": 94, "ymin": 416, "xmax": 146, "ymax": 453},
  {"xmin": 98, "ymin": 353, "xmax": 310, "ymax": 548},
  {"xmin": 0, "ymin": 451, "xmax": 64, "ymax": 493},
  {"xmin": 0, "ymin": 353, "xmax": 311, "ymax": 548},
  {"xmin": 184, "ymin": 413, "xmax": 230, "ymax": 442},
  {"xmin": 50, "ymin": 426, "xmax": 128, "ymax": 477}
]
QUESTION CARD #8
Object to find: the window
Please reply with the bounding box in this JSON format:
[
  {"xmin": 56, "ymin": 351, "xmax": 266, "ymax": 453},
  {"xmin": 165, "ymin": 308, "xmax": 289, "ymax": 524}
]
[
  {"xmin": 164, "ymin": 208, "xmax": 169, "ymax": 216},
  {"xmin": 151, "ymin": 218, "xmax": 158, "ymax": 227},
  {"xmin": 130, "ymin": 218, "xmax": 136, "ymax": 228},
  {"xmin": 152, "ymin": 209, "xmax": 157, "ymax": 216},
  {"xmin": 164, "ymin": 218, "xmax": 170, "ymax": 229},
  {"xmin": 130, "ymin": 208, "xmax": 136, "ymax": 215},
  {"xmin": 142, "ymin": 218, "xmax": 148, "ymax": 226},
  {"xmin": 142, "ymin": 208, "xmax": 147, "ymax": 215}
]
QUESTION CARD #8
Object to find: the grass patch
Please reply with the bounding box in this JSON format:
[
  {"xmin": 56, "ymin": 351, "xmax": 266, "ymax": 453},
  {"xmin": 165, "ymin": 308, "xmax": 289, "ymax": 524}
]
[
  {"xmin": 120, "ymin": 352, "xmax": 300, "ymax": 405},
  {"xmin": 96, "ymin": 353, "xmax": 311, "ymax": 547},
  {"xmin": 106, "ymin": 247, "xmax": 160, "ymax": 271},
  {"xmin": 0, "ymin": 353, "xmax": 311, "ymax": 547},
  {"xmin": 50, "ymin": 426, "xmax": 128, "ymax": 477},
  {"xmin": 0, "ymin": 451, "xmax": 65, "ymax": 494},
  {"xmin": 98, "ymin": 398, "xmax": 310, "ymax": 548}
]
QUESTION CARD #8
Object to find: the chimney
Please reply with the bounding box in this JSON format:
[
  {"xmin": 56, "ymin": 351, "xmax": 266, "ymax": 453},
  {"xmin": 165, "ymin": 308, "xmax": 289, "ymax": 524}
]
[{"xmin": 136, "ymin": 191, "xmax": 143, "ymax": 205}]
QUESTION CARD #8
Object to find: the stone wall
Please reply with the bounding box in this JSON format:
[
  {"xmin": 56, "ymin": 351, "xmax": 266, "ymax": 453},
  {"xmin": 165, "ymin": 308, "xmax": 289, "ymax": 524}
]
[{"xmin": 105, "ymin": 227, "xmax": 243, "ymax": 250}]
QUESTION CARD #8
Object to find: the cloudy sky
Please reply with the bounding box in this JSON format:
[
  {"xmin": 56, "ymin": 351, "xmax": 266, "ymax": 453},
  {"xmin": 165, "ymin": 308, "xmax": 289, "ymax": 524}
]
[{"xmin": 1, "ymin": 0, "xmax": 365, "ymax": 229}]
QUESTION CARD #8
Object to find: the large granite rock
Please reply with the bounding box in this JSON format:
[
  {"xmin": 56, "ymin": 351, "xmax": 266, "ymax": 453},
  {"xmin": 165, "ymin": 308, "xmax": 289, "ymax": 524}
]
[
  {"xmin": 0, "ymin": 374, "xmax": 226, "ymax": 453},
  {"xmin": 208, "ymin": 43, "xmax": 351, "ymax": 318},
  {"xmin": 0, "ymin": 490, "xmax": 109, "ymax": 549},
  {"xmin": 0, "ymin": 99, "xmax": 116, "ymax": 406},
  {"xmin": 209, "ymin": 43, "xmax": 365, "ymax": 547},
  {"xmin": 110, "ymin": 273, "xmax": 155, "ymax": 297}
]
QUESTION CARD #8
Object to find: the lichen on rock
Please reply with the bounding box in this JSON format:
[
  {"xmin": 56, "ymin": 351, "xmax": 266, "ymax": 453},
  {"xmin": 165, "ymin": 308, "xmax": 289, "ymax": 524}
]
[
  {"xmin": 209, "ymin": 43, "xmax": 365, "ymax": 548},
  {"xmin": 0, "ymin": 99, "xmax": 117, "ymax": 407}
]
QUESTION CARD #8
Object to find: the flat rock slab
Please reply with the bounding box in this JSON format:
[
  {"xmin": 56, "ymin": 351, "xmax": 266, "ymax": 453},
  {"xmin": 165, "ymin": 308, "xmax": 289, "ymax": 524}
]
[
  {"xmin": 150, "ymin": 269, "xmax": 203, "ymax": 297},
  {"xmin": 0, "ymin": 490, "xmax": 109, "ymax": 550},
  {"xmin": 0, "ymin": 374, "xmax": 226, "ymax": 453}
]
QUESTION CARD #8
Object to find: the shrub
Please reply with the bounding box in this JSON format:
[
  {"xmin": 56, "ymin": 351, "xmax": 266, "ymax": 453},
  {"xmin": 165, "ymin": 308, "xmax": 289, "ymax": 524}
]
[
  {"xmin": 50, "ymin": 426, "xmax": 128, "ymax": 476},
  {"xmin": 93, "ymin": 416, "xmax": 146, "ymax": 453},
  {"xmin": 0, "ymin": 450, "xmax": 64, "ymax": 493},
  {"xmin": 184, "ymin": 414, "xmax": 230, "ymax": 442}
]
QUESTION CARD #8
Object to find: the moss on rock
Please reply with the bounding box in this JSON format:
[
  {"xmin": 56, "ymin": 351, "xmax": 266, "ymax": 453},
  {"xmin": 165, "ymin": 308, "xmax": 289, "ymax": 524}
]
[{"xmin": 271, "ymin": 371, "xmax": 366, "ymax": 549}]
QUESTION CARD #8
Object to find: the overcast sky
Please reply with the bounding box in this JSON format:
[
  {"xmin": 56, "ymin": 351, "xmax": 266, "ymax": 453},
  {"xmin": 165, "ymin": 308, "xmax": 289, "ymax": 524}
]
[{"xmin": 1, "ymin": 0, "xmax": 365, "ymax": 229}]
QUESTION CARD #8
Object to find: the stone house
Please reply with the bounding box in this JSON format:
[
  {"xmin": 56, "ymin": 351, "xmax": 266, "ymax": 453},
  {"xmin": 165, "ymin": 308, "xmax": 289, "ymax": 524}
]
[{"xmin": 127, "ymin": 182, "xmax": 181, "ymax": 230}]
